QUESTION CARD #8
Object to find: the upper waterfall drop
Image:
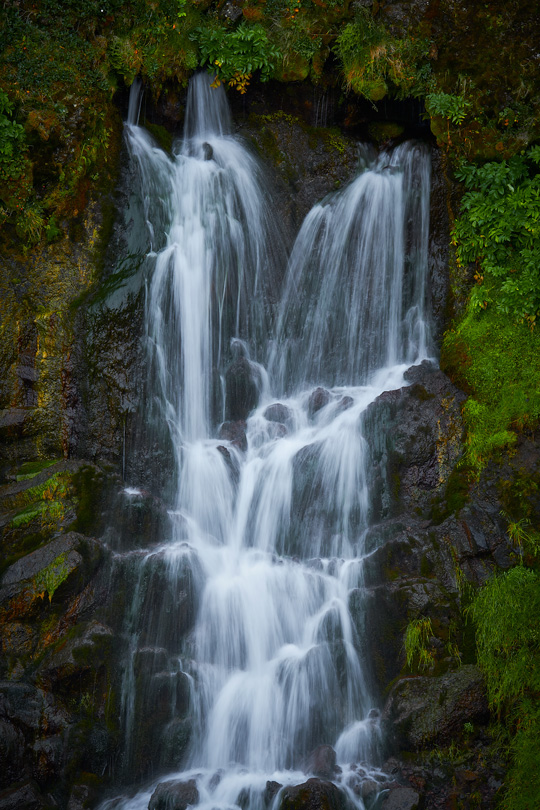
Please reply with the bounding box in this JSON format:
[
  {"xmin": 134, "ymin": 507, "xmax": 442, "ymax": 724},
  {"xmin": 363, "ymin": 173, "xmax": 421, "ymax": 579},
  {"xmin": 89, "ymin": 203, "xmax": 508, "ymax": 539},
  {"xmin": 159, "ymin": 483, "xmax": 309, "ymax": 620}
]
[
  {"xmin": 183, "ymin": 71, "xmax": 233, "ymax": 141},
  {"xmin": 106, "ymin": 73, "xmax": 435, "ymax": 810},
  {"xmin": 270, "ymin": 141, "xmax": 432, "ymax": 393},
  {"xmin": 124, "ymin": 72, "xmax": 284, "ymax": 445}
]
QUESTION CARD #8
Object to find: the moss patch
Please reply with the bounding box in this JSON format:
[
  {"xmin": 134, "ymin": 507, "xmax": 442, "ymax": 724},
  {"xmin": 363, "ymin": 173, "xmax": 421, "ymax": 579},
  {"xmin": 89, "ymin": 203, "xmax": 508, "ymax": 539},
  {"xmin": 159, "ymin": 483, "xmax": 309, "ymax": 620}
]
[{"xmin": 442, "ymin": 305, "xmax": 540, "ymax": 475}]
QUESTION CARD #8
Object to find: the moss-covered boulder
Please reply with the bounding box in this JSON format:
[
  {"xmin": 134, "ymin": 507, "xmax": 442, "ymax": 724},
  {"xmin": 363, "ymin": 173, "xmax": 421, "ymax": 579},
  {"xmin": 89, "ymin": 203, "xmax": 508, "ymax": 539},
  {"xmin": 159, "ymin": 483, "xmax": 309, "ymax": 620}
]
[{"xmin": 383, "ymin": 665, "xmax": 489, "ymax": 752}]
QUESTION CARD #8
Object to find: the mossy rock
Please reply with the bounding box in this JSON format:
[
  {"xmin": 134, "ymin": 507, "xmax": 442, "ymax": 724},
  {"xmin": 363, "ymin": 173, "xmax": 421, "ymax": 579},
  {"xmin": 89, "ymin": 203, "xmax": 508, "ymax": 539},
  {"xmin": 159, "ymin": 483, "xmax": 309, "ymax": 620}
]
[{"xmin": 383, "ymin": 665, "xmax": 489, "ymax": 752}]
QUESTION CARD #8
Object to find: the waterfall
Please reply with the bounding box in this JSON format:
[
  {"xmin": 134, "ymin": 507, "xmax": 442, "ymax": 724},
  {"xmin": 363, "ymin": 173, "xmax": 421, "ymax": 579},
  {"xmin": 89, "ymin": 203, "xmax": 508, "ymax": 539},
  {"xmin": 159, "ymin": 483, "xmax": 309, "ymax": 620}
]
[{"xmin": 104, "ymin": 73, "xmax": 433, "ymax": 809}]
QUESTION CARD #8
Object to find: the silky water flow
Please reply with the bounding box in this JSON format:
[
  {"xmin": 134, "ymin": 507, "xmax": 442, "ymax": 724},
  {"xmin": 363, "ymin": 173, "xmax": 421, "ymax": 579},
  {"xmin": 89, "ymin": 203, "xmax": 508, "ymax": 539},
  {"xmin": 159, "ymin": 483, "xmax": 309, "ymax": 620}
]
[{"xmin": 103, "ymin": 73, "xmax": 433, "ymax": 810}]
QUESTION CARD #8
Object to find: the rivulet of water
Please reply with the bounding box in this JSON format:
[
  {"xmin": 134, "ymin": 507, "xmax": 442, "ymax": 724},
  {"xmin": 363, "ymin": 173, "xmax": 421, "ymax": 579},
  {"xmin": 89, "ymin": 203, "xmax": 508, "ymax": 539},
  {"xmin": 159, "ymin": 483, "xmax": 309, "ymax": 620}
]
[{"xmin": 103, "ymin": 72, "xmax": 433, "ymax": 810}]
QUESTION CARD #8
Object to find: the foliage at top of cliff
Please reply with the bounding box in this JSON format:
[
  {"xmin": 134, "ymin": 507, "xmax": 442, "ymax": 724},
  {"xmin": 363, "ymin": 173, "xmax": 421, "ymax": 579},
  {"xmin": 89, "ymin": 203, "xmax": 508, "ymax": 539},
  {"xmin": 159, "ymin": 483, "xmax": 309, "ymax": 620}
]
[{"xmin": 0, "ymin": 0, "xmax": 539, "ymax": 247}]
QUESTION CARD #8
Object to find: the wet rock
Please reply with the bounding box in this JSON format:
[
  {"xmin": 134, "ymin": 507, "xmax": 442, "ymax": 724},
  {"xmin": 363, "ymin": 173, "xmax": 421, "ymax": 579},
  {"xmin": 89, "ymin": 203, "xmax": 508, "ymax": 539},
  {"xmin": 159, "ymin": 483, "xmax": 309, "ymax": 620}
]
[
  {"xmin": 67, "ymin": 783, "xmax": 95, "ymax": 810},
  {"xmin": 336, "ymin": 396, "xmax": 353, "ymax": 413},
  {"xmin": 237, "ymin": 787, "xmax": 251, "ymax": 809},
  {"xmin": 0, "ymin": 408, "xmax": 32, "ymax": 441},
  {"xmin": 0, "ymin": 682, "xmax": 67, "ymax": 734},
  {"xmin": 359, "ymin": 779, "xmax": 378, "ymax": 801},
  {"xmin": 149, "ymin": 778, "xmax": 199, "ymax": 810},
  {"xmin": 264, "ymin": 781, "xmax": 282, "ymax": 806},
  {"xmin": 133, "ymin": 646, "xmax": 169, "ymax": 676},
  {"xmin": 0, "ymin": 720, "xmax": 25, "ymax": 789},
  {"xmin": 217, "ymin": 444, "xmax": 241, "ymax": 484},
  {"xmin": 363, "ymin": 361, "xmax": 466, "ymax": 521},
  {"xmin": 219, "ymin": 0, "xmax": 243, "ymax": 22},
  {"xmin": 0, "ymin": 780, "xmax": 47, "ymax": 810},
  {"xmin": 36, "ymin": 621, "xmax": 113, "ymax": 689},
  {"xmin": 383, "ymin": 665, "xmax": 489, "ymax": 751},
  {"xmin": 31, "ymin": 734, "xmax": 63, "ymax": 784},
  {"xmin": 264, "ymin": 402, "xmax": 293, "ymax": 427},
  {"xmin": 278, "ymin": 778, "xmax": 349, "ymax": 810},
  {"xmin": 202, "ymin": 142, "xmax": 213, "ymax": 161},
  {"xmin": 0, "ymin": 532, "xmax": 102, "ymax": 610},
  {"xmin": 308, "ymin": 388, "xmax": 331, "ymax": 419},
  {"xmin": 159, "ymin": 717, "xmax": 192, "ymax": 771},
  {"xmin": 305, "ymin": 745, "xmax": 338, "ymax": 779},
  {"xmin": 0, "ymin": 622, "xmax": 35, "ymax": 658},
  {"xmin": 381, "ymin": 787, "xmax": 420, "ymax": 810},
  {"xmin": 225, "ymin": 358, "xmax": 259, "ymax": 421},
  {"xmin": 16, "ymin": 364, "xmax": 38, "ymax": 383},
  {"xmin": 219, "ymin": 420, "xmax": 248, "ymax": 453}
]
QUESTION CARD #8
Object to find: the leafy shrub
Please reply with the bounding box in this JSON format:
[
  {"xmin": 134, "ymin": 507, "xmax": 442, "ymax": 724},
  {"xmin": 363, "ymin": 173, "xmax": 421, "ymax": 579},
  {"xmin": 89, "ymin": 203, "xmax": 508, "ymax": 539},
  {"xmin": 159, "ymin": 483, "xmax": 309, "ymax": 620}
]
[
  {"xmin": 452, "ymin": 146, "xmax": 540, "ymax": 322},
  {"xmin": 469, "ymin": 566, "xmax": 540, "ymax": 710},
  {"xmin": 425, "ymin": 92, "xmax": 471, "ymax": 124},
  {"xmin": 0, "ymin": 89, "xmax": 30, "ymax": 211},
  {"xmin": 191, "ymin": 23, "xmax": 281, "ymax": 93},
  {"xmin": 469, "ymin": 567, "xmax": 540, "ymax": 809}
]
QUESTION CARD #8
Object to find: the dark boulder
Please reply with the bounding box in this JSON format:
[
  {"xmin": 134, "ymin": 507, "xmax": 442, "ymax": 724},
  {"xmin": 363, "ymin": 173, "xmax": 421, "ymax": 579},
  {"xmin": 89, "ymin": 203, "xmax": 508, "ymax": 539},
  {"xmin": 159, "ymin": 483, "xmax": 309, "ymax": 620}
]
[
  {"xmin": 67, "ymin": 783, "xmax": 95, "ymax": 810},
  {"xmin": 149, "ymin": 778, "xmax": 199, "ymax": 810},
  {"xmin": 0, "ymin": 780, "xmax": 48, "ymax": 810},
  {"xmin": 381, "ymin": 787, "xmax": 420, "ymax": 810},
  {"xmin": 383, "ymin": 665, "xmax": 489, "ymax": 752},
  {"xmin": 305, "ymin": 745, "xmax": 338, "ymax": 779},
  {"xmin": 278, "ymin": 779, "xmax": 350, "ymax": 810},
  {"xmin": 0, "ymin": 720, "xmax": 25, "ymax": 789},
  {"xmin": 264, "ymin": 403, "xmax": 293, "ymax": 427},
  {"xmin": 219, "ymin": 420, "xmax": 248, "ymax": 453},
  {"xmin": 336, "ymin": 396, "xmax": 353, "ymax": 413},
  {"xmin": 225, "ymin": 358, "xmax": 259, "ymax": 421},
  {"xmin": 308, "ymin": 388, "xmax": 331, "ymax": 419},
  {"xmin": 264, "ymin": 781, "xmax": 283, "ymax": 806}
]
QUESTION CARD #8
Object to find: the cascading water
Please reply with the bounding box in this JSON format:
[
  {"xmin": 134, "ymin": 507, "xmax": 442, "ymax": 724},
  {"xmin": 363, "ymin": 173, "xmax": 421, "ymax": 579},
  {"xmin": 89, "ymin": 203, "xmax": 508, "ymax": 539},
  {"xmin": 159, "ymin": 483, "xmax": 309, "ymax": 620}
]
[{"xmin": 104, "ymin": 73, "xmax": 433, "ymax": 810}]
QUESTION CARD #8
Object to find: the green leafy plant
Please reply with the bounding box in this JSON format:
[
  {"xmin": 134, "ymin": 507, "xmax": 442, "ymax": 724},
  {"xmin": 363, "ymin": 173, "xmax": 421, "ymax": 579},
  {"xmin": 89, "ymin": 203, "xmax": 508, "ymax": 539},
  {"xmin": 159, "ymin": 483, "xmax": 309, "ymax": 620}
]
[
  {"xmin": 502, "ymin": 513, "xmax": 540, "ymax": 559},
  {"xmin": 469, "ymin": 566, "xmax": 540, "ymax": 712},
  {"xmin": 469, "ymin": 564, "xmax": 540, "ymax": 808},
  {"xmin": 0, "ymin": 90, "xmax": 25, "ymax": 167},
  {"xmin": 452, "ymin": 146, "xmax": 540, "ymax": 322},
  {"xmin": 191, "ymin": 23, "xmax": 281, "ymax": 93},
  {"xmin": 404, "ymin": 616, "xmax": 435, "ymax": 672},
  {"xmin": 425, "ymin": 92, "xmax": 471, "ymax": 124}
]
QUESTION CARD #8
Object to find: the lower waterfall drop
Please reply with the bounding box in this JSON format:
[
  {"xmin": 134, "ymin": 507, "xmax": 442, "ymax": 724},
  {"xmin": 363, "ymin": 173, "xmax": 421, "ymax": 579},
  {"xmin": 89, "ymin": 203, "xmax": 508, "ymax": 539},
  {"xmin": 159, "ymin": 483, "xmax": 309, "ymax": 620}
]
[{"xmin": 104, "ymin": 73, "xmax": 433, "ymax": 810}]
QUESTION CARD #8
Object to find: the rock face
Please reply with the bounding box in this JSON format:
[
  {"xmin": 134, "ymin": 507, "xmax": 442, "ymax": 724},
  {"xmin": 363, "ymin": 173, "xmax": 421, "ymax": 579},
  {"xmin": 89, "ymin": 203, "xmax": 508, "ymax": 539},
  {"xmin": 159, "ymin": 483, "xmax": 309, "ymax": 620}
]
[
  {"xmin": 363, "ymin": 361, "xmax": 467, "ymax": 523},
  {"xmin": 0, "ymin": 72, "xmax": 530, "ymax": 810},
  {"xmin": 349, "ymin": 361, "xmax": 514, "ymax": 695},
  {"xmin": 383, "ymin": 665, "xmax": 489, "ymax": 751}
]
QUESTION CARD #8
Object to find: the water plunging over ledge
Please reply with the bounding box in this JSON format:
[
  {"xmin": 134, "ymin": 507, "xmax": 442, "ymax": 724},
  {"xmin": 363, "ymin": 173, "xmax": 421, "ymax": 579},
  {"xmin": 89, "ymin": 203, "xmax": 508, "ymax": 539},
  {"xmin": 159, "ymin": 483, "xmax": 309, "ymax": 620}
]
[{"xmin": 103, "ymin": 73, "xmax": 433, "ymax": 810}]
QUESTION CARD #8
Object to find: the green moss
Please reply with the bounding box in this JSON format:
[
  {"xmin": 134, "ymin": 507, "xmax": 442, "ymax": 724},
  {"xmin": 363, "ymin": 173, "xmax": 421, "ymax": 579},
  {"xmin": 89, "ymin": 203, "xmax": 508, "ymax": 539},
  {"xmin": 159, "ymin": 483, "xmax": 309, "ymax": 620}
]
[
  {"xmin": 317, "ymin": 127, "xmax": 348, "ymax": 156},
  {"xmin": 15, "ymin": 458, "xmax": 60, "ymax": 481},
  {"xmin": 34, "ymin": 551, "xmax": 70, "ymax": 601},
  {"xmin": 442, "ymin": 304, "xmax": 540, "ymax": 474},
  {"xmin": 145, "ymin": 122, "xmax": 174, "ymax": 153},
  {"xmin": 71, "ymin": 465, "xmax": 107, "ymax": 535},
  {"xmin": 498, "ymin": 468, "xmax": 540, "ymax": 524},
  {"xmin": 420, "ymin": 554, "xmax": 433, "ymax": 578},
  {"xmin": 368, "ymin": 121, "xmax": 405, "ymax": 144},
  {"xmin": 10, "ymin": 500, "xmax": 49, "ymax": 528}
]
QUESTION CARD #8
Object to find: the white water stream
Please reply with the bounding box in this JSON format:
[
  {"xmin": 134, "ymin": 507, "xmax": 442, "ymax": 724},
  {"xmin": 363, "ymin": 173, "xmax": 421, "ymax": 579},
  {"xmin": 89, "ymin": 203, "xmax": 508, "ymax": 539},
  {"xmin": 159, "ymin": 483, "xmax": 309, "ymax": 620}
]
[{"xmin": 103, "ymin": 73, "xmax": 432, "ymax": 810}]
